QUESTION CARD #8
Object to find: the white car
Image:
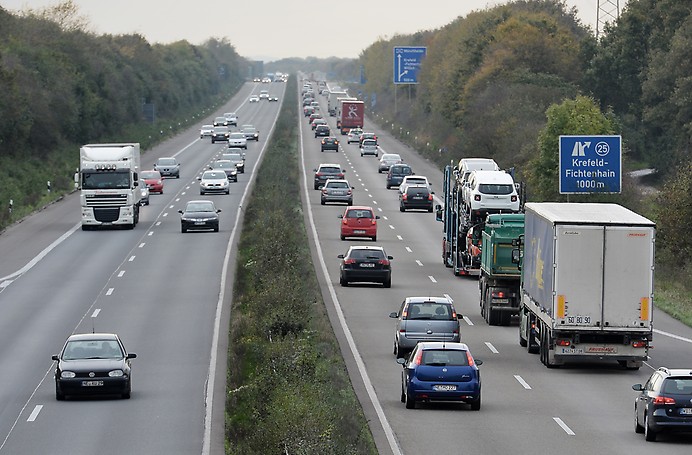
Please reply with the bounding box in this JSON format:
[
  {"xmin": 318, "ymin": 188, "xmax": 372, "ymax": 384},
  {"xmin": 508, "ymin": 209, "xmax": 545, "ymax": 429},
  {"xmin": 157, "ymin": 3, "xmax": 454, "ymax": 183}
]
[
  {"xmin": 249, "ymin": 95, "xmax": 259, "ymax": 103},
  {"xmin": 227, "ymin": 132, "xmax": 247, "ymax": 149},
  {"xmin": 199, "ymin": 124, "xmax": 214, "ymax": 139},
  {"xmin": 464, "ymin": 170, "xmax": 520, "ymax": 216},
  {"xmin": 259, "ymin": 90, "xmax": 269, "ymax": 100},
  {"xmin": 224, "ymin": 112, "xmax": 238, "ymax": 126},
  {"xmin": 198, "ymin": 170, "xmax": 230, "ymax": 195},
  {"xmin": 347, "ymin": 128, "xmax": 363, "ymax": 144},
  {"xmin": 399, "ymin": 175, "xmax": 431, "ymax": 194}
]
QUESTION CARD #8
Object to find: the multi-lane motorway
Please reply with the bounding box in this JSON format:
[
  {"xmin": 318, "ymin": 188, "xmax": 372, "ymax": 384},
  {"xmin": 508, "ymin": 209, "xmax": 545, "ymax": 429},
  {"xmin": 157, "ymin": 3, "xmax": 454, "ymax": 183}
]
[{"xmin": 0, "ymin": 79, "xmax": 691, "ymax": 455}]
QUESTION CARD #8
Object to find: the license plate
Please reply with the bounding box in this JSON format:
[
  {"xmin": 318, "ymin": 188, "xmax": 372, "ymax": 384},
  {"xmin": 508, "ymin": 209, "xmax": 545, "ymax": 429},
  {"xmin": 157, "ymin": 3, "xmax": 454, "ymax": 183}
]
[
  {"xmin": 82, "ymin": 380, "xmax": 104, "ymax": 387},
  {"xmin": 586, "ymin": 346, "xmax": 617, "ymax": 353},
  {"xmin": 354, "ymin": 230, "xmax": 365, "ymax": 234},
  {"xmin": 360, "ymin": 263, "xmax": 375, "ymax": 268},
  {"xmin": 433, "ymin": 385, "xmax": 457, "ymax": 391},
  {"xmin": 560, "ymin": 348, "xmax": 584, "ymax": 354},
  {"xmin": 194, "ymin": 221, "xmax": 206, "ymax": 225},
  {"xmin": 680, "ymin": 408, "xmax": 692, "ymax": 415},
  {"xmin": 413, "ymin": 196, "xmax": 424, "ymax": 200},
  {"xmin": 492, "ymin": 298, "xmax": 510, "ymax": 303}
]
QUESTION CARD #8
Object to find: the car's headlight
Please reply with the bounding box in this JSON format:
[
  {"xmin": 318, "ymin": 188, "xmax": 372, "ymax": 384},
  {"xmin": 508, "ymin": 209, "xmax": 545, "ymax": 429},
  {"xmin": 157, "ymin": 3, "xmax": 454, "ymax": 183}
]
[
  {"xmin": 181, "ymin": 216, "xmax": 192, "ymax": 221},
  {"xmin": 109, "ymin": 370, "xmax": 124, "ymax": 377},
  {"xmin": 61, "ymin": 371, "xmax": 76, "ymax": 378}
]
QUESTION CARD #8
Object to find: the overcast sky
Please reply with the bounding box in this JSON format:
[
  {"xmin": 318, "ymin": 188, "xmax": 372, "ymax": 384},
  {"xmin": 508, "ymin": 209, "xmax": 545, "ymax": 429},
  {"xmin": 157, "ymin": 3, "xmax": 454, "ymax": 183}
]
[{"xmin": 1, "ymin": 1, "xmax": 623, "ymax": 61}]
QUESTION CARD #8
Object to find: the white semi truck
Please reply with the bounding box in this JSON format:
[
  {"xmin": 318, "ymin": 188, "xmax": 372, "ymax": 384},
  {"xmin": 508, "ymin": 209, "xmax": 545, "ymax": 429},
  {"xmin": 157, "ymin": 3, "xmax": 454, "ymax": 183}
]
[
  {"xmin": 328, "ymin": 90, "xmax": 348, "ymax": 116},
  {"xmin": 518, "ymin": 203, "xmax": 655, "ymax": 369},
  {"xmin": 76, "ymin": 143, "xmax": 141, "ymax": 230}
]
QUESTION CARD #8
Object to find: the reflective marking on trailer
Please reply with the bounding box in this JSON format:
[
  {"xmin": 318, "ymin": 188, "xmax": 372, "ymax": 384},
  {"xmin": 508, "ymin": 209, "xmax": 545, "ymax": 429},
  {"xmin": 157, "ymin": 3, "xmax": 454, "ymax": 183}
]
[
  {"xmin": 27, "ymin": 405, "xmax": 42, "ymax": 422},
  {"xmin": 514, "ymin": 375, "xmax": 532, "ymax": 389},
  {"xmin": 553, "ymin": 417, "xmax": 575, "ymax": 435},
  {"xmin": 485, "ymin": 342, "xmax": 499, "ymax": 354}
]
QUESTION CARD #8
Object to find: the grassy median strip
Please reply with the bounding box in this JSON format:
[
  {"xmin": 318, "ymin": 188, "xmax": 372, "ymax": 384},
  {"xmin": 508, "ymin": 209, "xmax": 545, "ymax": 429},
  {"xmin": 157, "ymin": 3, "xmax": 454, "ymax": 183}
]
[{"xmin": 225, "ymin": 76, "xmax": 378, "ymax": 455}]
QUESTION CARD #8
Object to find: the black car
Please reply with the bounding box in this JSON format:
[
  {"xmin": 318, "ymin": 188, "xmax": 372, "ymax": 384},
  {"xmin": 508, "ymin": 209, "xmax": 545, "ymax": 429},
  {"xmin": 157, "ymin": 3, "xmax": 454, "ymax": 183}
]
[
  {"xmin": 386, "ymin": 164, "xmax": 413, "ymax": 189},
  {"xmin": 211, "ymin": 126, "xmax": 230, "ymax": 143},
  {"xmin": 315, "ymin": 124, "xmax": 331, "ymax": 137},
  {"xmin": 209, "ymin": 160, "xmax": 238, "ymax": 182},
  {"xmin": 313, "ymin": 164, "xmax": 345, "ymax": 190},
  {"xmin": 179, "ymin": 200, "xmax": 221, "ymax": 233},
  {"xmin": 633, "ymin": 367, "xmax": 692, "ymax": 441},
  {"xmin": 321, "ymin": 136, "xmax": 339, "ymax": 152},
  {"xmin": 52, "ymin": 333, "xmax": 136, "ymax": 400},
  {"xmin": 154, "ymin": 157, "xmax": 180, "ymax": 179},
  {"xmin": 338, "ymin": 245, "xmax": 392, "ymax": 287},
  {"xmin": 400, "ymin": 185, "xmax": 434, "ymax": 212}
]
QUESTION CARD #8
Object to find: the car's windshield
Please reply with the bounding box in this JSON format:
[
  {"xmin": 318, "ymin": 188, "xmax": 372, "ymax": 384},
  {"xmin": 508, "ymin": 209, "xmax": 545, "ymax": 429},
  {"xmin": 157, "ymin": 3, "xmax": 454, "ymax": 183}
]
[
  {"xmin": 214, "ymin": 162, "xmax": 232, "ymax": 169},
  {"xmin": 186, "ymin": 202, "xmax": 215, "ymax": 212},
  {"xmin": 203, "ymin": 172, "xmax": 225, "ymax": 179},
  {"xmin": 478, "ymin": 184, "xmax": 513, "ymax": 195},
  {"xmin": 157, "ymin": 158, "xmax": 176, "ymax": 165},
  {"xmin": 406, "ymin": 302, "xmax": 454, "ymax": 320},
  {"xmin": 421, "ymin": 350, "xmax": 469, "ymax": 366},
  {"xmin": 82, "ymin": 171, "xmax": 131, "ymax": 189},
  {"xmin": 140, "ymin": 171, "xmax": 159, "ymax": 180},
  {"xmin": 230, "ymin": 133, "xmax": 244, "ymax": 139},
  {"xmin": 63, "ymin": 340, "xmax": 123, "ymax": 360}
]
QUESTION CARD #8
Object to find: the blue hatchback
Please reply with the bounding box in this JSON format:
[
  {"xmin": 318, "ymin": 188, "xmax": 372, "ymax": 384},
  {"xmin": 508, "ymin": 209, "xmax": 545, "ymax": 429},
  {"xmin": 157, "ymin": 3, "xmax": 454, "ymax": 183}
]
[{"xmin": 398, "ymin": 342, "xmax": 482, "ymax": 410}]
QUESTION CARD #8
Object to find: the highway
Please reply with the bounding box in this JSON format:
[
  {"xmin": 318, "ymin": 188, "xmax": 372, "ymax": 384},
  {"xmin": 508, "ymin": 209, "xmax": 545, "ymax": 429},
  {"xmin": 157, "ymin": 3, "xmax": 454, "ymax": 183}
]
[
  {"xmin": 0, "ymin": 81, "xmax": 285, "ymax": 454},
  {"xmin": 298, "ymin": 84, "xmax": 692, "ymax": 454},
  {"xmin": 0, "ymin": 78, "xmax": 691, "ymax": 455}
]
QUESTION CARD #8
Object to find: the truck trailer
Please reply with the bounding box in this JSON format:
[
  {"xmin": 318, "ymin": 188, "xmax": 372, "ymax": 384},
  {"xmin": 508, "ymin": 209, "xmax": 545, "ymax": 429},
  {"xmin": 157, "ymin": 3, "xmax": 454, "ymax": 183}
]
[
  {"xmin": 338, "ymin": 100, "xmax": 364, "ymax": 134},
  {"xmin": 328, "ymin": 90, "xmax": 348, "ymax": 116},
  {"xmin": 76, "ymin": 143, "xmax": 141, "ymax": 230},
  {"xmin": 518, "ymin": 203, "xmax": 655, "ymax": 369}
]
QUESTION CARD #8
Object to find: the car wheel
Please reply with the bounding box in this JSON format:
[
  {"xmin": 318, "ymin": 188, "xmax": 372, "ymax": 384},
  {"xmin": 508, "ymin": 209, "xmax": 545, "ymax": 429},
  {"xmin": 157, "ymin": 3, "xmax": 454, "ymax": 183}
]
[
  {"xmin": 386, "ymin": 184, "xmax": 391, "ymax": 189},
  {"xmin": 320, "ymin": 199, "xmax": 325, "ymax": 205},
  {"xmin": 214, "ymin": 226, "xmax": 219, "ymax": 233},
  {"xmin": 635, "ymin": 406, "xmax": 644, "ymax": 434},
  {"xmin": 405, "ymin": 389, "xmax": 415, "ymax": 409},
  {"xmin": 372, "ymin": 235, "xmax": 377, "ymax": 242},
  {"xmin": 428, "ymin": 206, "xmax": 433, "ymax": 213},
  {"xmin": 378, "ymin": 169, "xmax": 382, "ymax": 174},
  {"xmin": 383, "ymin": 277, "xmax": 391, "ymax": 288},
  {"xmin": 361, "ymin": 153, "xmax": 364, "ymax": 157},
  {"xmin": 375, "ymin": 153, "xmax": 379, "ymax": 157},
  {"xmin": 470, "ymin": 395, "xmax": 481, "ymax": 411},
  {"xmin": 340, "ymin": 275, "xmax": 348, "ymax": 286},
  {"xmin": 55, "ymin": 386, "xmax": 65, "ymax": 401},
  {"xmin": 122, "ymin": 381, "xmax": 131, "ymax": 399},
  {"xmin": 340, "ymin": 234, "xmax": 346, "ymax": 241},
  {"xmin": 181, "ymin": 226, "xmax": 187, "ymax": 233},
  {"xmin": 400, "ymin": 383, "xmax": 406, "ymax": 403},
  {"xmin": 347, "ymin": 200, "xmax": 352, "ymax": 206},
  {"xmin": 400, "ymin": 205, "xmax": 405, "ymax": 212},
  {"xmin": 225, "ymin": 190, "xmax": 230, "ymax": 195},
  {"xmin": 314, "ymin": 184, "xmax": 319, "ymax": 190},
  {"xmin": 200, "ymin": 191, "xmax": 205, "ymax": 195},
  {"xmin": 644, "ymin": 413, "xmax": 657, "ymax": 441}
]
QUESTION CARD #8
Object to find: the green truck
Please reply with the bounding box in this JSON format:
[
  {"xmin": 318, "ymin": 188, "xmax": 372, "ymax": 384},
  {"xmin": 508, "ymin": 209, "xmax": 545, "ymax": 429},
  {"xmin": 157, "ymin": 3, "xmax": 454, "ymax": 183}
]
[{"xmin": 478, "ymin": 213, "xmax": 524, "ymax": 325}]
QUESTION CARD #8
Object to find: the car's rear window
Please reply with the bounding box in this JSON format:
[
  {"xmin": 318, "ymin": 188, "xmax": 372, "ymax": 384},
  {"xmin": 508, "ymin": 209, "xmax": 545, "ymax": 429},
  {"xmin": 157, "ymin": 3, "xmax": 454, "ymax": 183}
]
[
  {"xmin": 421, "ymin": 349, "xmax": 468, "ymax": 366},
  {"xmin": 663, "ymin": 378, "xmax": 692, "ymax": 394},
  {"xmin": 327, "ymin": 181, "xmax": 349, "ymax": 189},
  {"xmin": 346, "ymin": 209, "xmax": 373, "ymax": 219},
  {"xmin": 407, "ymin": 187, "xmax": 430, "ymax": 197},
  {"xmin": 478, "ymin": 184, "xmax": 513, "ymax": 195},
  {"xmin": 406, "ymin": 302, "xmax": 454, "ymax": 320},
  {"xmin": 391, "ymin": 167, "xmax": 412, "ymax": 175},
  {"xmin": 320, "ymin": 167, "xmax": 341, "ymax": 174},
  {"xmin": 348, "ymin": 249, "xmax": 385, "ymax": 260}
]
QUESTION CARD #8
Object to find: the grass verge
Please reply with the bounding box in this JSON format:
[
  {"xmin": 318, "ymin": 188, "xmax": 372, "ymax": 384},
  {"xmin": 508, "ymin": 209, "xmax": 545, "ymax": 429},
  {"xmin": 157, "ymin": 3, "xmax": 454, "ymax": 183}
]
[{"xmin": 225, "ymin": 76, "xmax": 378, "ymax": 455}]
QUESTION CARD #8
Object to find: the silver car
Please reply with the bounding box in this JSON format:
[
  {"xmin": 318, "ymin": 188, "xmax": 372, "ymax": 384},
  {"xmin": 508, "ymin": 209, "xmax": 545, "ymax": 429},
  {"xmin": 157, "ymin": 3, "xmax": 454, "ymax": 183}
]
[
  {"xmin": 200, "ymin": 124, "xmax": 214, "ymax": 139},
  {"xmin": 228, "ymin": 132, "xmax": 247, "ymax": 149},
  {"xmin": 198, "ymin": 170, "xmax": 230, "ymax": 195},
  {"xmin": 389, "ymin": 296, "xmax": 462, "ymax": 358},
  {"xmin": 321, "ymin": 179, "xmax": 354, "ymax": 205},
  {"xmin": 361, "ymin": 144, "xmax": 379, "ymax": 157},
  {"xmin": 378, "ymin": 153, "xmax": 402, "ymax": 173}
]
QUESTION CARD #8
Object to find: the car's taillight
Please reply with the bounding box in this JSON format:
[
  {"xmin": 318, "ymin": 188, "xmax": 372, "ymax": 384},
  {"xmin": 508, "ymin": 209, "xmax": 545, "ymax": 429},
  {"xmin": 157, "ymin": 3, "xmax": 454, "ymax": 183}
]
[
  {"xmin": 371, "ymin": 219, "xmax": 377, "ymax": 225},
  {"xmin": 402, "ymin": 194, "xmax": 408, "ymax": 201},
  {"xmin": 378, "ymin": 259, "xmax": 390, "ymax": 266},
  {"xmin": 413, "ymin": 350, "xmax": 423, "ymax": 366},
  {"xmin": 474, "ymin": 195, "xmax": 481, "ymax": 201},
  {"xmin": 428, "ymin": 194, "xmax": 433, "ymax": 201},
  {"xmin": 321, "ymin": 189, "xmax": 327, "ymax": 194},
  {"xmin": 555, "ymin": 339, "xmax": 571, "ymax": 347},
  {"xmin": 347, "ymin": 189, "xmax": 352, "ymax": 195},
  {"xmin": 632, "ymin": 340, "xmax": 647, "ymax": 348},
  {"xmin": 466, "ymin": 351, "xmax": 475, "ymax": 367},
  {"xmin": 653, "ymin": 396, "xmax": 676, "ymax": 405},
  {"xmin": 343, "ymin": 259, "xmax": 356, "ymax": 265}
]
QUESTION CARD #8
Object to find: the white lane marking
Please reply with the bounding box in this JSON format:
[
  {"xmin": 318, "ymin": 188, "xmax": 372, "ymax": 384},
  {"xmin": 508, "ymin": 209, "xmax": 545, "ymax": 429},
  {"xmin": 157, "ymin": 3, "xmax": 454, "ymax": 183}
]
[
  {"xmin": 389, "ymin": 225, "xmax": 395, "ymax": 230},
  {"xmin": 416, "ymin": 260, "xmax": 423, "ymax": 267},
  {"xmin": 181, "ymin": 192, "xmax": 186, "ymax": 196},
  {"xmin": 26, "ymin": 405, "xmax": 42, "ymax": 422},
  {"xmin": 202, "ymin": 95, "xmax": 282, "ymax": 455},
  {"xmin": 463, "ymin": 316, "xmax": 474, "ymax": 326},
  {"xmin": 428, "ymin": 276, "xmax": 437, "ymax": 283},
  {"xmin": 0, "ymin": 280, "xmax": 13, "ymax": 288},
  {"xmin": 382, "ymin": 216, "xmax": 388, "ymax": 221},
  {"xmin": 175, "ymin": 198, "xmax": 180, "ymax": 202},
  {"xmin": 654, "ymin": 328, "xmax": 692, "ymax": 344},
  {"xmin": 397, "ymin": 235, "xmax": 403, "ymax": 241},
  {"xmin": 406, "ymin": 247, "xmax": 412, "ymax": 253},
  {"xmin": 373, "ymin": 200, "xmax": 378, "ymax": 205},
  {"xmin": 148, "ymin": 232, "xmax": 153, "ymax": 236},
  {"xmin": 163, "ymin": 213, "xmax": 168, "ymax": 217},
  {"xmin": 377, "ymin": 207, "xmax": 383, "ymax": 212},
  {"xmin": 91, "ymin": 309, "xmax": 101, "ymax": 318},
  {"xmin": 156, "ymin": 221, "xmax": 162, "ymax": 226},
  {"xmin": 169, "ymin": 204, "xmax": 175, "ymax": 208},
  {"xmin": 553, "ymin": 417, "xmax": 575, "ymax": 435},
  {"xmin": 106, "ymin": 288, "xmax": 114, "ymax": 296},
  {"xmin": 298, "ymin": 114, "xmax": 403, "ymax": 455},
  {"xmin": 128, "ymin": 256, "xmax": 136, "ymax": 262},
  {"xmin": 117, "ymin": 271, "xmax": 125, "ymax": 277},
  {"xmin": 514, "ymin": 375, "xmax": 532, "ymax": 389},
  {"xmin": 138, "ymin": 243, "xmax": 145, "ymax": 248},
  {"xmin": 485, "ymin": 342, "xmax": 499, "ymax": 354}
]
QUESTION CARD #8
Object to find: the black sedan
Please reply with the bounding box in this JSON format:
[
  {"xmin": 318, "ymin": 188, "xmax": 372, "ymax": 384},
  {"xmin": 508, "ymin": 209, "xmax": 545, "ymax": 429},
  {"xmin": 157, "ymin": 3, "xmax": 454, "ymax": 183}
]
[
  {"xmin": 179, "ymin": 200, "xmax": 221, "ymax": 233},
  {"xmin": 52, "ymin": 333, "xmax": 136, "ymax": 400},
  {"xmin": 338, "ymin": 245, "xmax": 392, "ymax": 287},
  {"xmin": 321, "ymin": 137, "xmax": 339, "ymax": 152}
]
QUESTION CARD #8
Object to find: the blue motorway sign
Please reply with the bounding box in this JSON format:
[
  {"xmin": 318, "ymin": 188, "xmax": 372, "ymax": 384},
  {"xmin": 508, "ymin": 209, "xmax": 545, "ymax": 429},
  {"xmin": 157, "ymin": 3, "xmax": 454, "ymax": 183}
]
[
  {"xmin": 393, "ymin": 46, "xmax": 426, "ymax": 84},
  {"xmin": 559, "ymin": 135, "xmax": 621, "ymax": 194}
]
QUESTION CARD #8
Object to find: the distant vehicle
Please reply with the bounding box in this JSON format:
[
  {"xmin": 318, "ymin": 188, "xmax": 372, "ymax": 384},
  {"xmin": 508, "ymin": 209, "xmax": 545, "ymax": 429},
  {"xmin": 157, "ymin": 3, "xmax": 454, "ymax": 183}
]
[
  {"xmin": 268, "ymin": 95, "xmax": 279, "ymax": 102},
  {"xmin": 52, "ymin": 333, "xmax": 136, "ymax": 400},
  {"xmin": 312, "ymin": 118, "xmax": 328, "ymax": 130},
  {"xmin": 224, "ymin": 112, "xmax": 238, "ymax": 126},
  {"xmin": 359, "ymin": 132, "xmax": 377, "ymax": 146},
  {"xmin": 386, "ymin": 164, "xmax": 413, "ymax": 189},
  {"xmin": 154, "ymin": 157, "xmax": 180, "ymax": 179},
  {"xmin": 209, "ymin": 160, "xmax": 238, "ymax": 182},
  {"xmin": 457, "ymin": 158, "xmax": 500, "ymax": 187},
  {"xmin": 179, "ymin": 200, "xmax": 221, "ymax": 233},
  {"xmin": 399, "ymin": 184, "xmax": 434, "ymax": 212},
  {"xmin": 397, "ymin": 342, "xmax": 482, "ymax": 410},
  {"xmin": 389, "ymin": 296, "xmax": 463, "ymax": 357},
  {"xmin": 253, "ymin": 77, "xmax": 261, "ymax": 83},
  {"xmin": 213, "ymin": 116, "xmax": 228, "ymax": 127},
  {"xmin": 315, "ymin": 124, "xmax": 331, "ymax": 137},
  {"xmin": 140, "ymin": 170, "xmax": 163, "ymax": 194},
  {"xmin": 399, "ymin": 175, "xmax": 430, "ymax": 194},
  {"xmin": 200, "ymin": 124, "xmax": 214, "ymax": 139},
  {"xmin": 632, "ymin": 367, "xmax": 692, "ymax": 441},
  {"xmin": 198, "ymin": 170, "xmax": 230, "ymax": 195},
  {"xmin": 338, "ymin": 245, "xmax": 392, "ymax": 287},
  {"xmin": 339, "ymin": 100, "xmax": 364, "ymax": 135},
  {"xmin": 138, "ymin": 179, "xmax": 149, "ymax": 205},
  {"xmin": 228, "ymin": 132, "xmax": 247, "ymax": 149},
  {"xmin": 347, "ymin": 128, "xmax": 363, "ymax": 144},
  {"xmin": 321, "ymin": 179, "xmax": 353, "ymax": 205},
  {"xmin": 313, "ymin": 163, "xmax": 345, "ymax": 190},
  {"xmin": 211, "ymin": 126, "xmax": 230, "ymax": 143},
  {"xmin": 320, "ymin": 136, "xmax": 339, "ymax": 152},
  {"xmin": 249, "ymin": 95, "xmax": 260, "ymax": 103},
  {"xmin": 259, "ymin": 90, "xmax": 269, "ymax": 100},
  {"xmin": 360, "ymin": 144, "xmax": 379, "ymax": 157},
  {"xmin": 241, "ymin": 125, "xmax": 259, "ymax": 141},
  {"xmin": 303, "ymin": 105, "xmax": 315, "ymax": 117},
  {"xmin": 221, "ymin": 151, "xmax": 246, "ymax": 173},
  {"xmin": 338, "ymin": 205, "xmax": 379, "ymax": 241},
  {"xmin": 378, "ymin": 154, "xmax": 403, "ymax": 173}
]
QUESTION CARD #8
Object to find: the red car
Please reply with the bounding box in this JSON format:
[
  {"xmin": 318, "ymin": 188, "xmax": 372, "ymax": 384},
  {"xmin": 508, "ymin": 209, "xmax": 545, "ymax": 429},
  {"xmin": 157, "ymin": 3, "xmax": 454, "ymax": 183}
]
[
  {"xmin": 140, "ymin": 170, "xmax": 163, "ymax": 194},
  {"xmin": 339, "ymin": 206, "xmax": 379, "ymax": 241}
]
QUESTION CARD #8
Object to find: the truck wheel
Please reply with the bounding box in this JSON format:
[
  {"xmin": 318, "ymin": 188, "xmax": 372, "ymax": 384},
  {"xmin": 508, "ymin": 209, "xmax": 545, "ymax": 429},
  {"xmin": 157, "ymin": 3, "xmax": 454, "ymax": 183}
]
[{"xmin": 486, "ymin": 290, "xmax": 500, "ymax": 326}]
